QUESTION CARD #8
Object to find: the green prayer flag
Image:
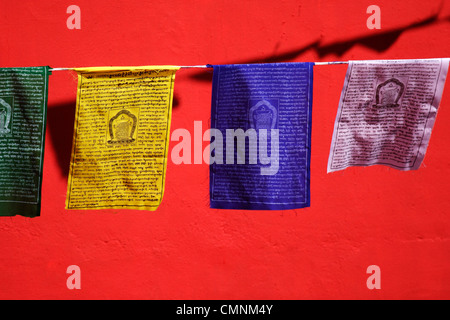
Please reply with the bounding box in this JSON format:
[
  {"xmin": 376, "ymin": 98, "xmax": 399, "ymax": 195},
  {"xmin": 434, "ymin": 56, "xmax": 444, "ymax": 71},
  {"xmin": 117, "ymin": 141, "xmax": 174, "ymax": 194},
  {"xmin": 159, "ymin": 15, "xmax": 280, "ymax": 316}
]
[{"xmin": 0, "ymin": 67, "xmax": 51, "ymax": 217}]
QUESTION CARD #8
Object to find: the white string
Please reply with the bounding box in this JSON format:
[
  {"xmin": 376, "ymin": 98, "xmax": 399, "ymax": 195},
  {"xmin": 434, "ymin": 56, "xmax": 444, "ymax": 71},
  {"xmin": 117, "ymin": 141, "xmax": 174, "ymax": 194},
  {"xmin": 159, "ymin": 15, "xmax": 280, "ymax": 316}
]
[
  {"xmin": 49, "ymin": 63, "xmax": 341, "ymax": 70},
  {"xmin": 179, "ymin": 65, "xmax": 210, "ymax": 68},
  {"xmin": 314, "ymin": 61, "xmax": 348, "ymax": 65},
  {"xmin": 49, "ymin": 65, "xmax": 210, "ymax": 71},
  {"xmin": 49, "ymin": 59, "xmax": 449, "ymax": 71}
]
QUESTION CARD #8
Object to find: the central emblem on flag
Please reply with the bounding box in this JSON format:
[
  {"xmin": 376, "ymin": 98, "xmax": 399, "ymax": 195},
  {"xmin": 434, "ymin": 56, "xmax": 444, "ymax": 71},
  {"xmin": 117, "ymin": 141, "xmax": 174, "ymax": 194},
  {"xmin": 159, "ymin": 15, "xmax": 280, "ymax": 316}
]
[
  {"xmin": 107, "ymin": 108, "xmax": 139, "ymax": 144},
  {"xmin": 0, "ymin": 97, "xmax": 13, "ymax": 135},
  {"xmin": 374, "ymin": 78, "xmax": 405, "ymax": 108},
  {"xmin": 249, "ymin": 99, "xmax": 278, "ymax": 130}
]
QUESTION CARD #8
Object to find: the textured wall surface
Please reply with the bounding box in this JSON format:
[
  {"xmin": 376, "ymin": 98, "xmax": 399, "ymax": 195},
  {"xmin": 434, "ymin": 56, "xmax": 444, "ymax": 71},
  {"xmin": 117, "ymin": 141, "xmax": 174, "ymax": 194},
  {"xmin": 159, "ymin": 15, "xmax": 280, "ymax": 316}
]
[{"xmin": 0, "ymin": 0, "xmax": 449, "ymax": 299}]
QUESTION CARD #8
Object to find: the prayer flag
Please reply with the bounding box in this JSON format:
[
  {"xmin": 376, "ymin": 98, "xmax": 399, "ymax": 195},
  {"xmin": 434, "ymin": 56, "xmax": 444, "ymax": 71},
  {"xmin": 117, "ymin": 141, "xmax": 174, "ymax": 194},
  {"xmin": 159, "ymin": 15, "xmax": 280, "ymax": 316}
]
[
  {"xmin": 66, "ymin": 66, "xmax": 179, "ymax": 211},
  {"xmin": 0, "ymin": 67, "xmax": 51, "ymax": 217},
  {"xmin": 328, "ymin": 59, "xmax": 449, "ymax": 172},
  {"xmin": 209, "ymin": 63, "xmax": 313, "ymax": 210}
]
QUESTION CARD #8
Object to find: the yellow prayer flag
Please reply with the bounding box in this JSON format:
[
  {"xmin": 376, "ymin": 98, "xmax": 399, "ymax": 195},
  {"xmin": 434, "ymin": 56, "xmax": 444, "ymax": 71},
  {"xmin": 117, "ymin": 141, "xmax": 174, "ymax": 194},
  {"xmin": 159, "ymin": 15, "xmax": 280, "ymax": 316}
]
[{"xmin": 66, "ymin": 66, "xmax": 179, "ymax": 211}]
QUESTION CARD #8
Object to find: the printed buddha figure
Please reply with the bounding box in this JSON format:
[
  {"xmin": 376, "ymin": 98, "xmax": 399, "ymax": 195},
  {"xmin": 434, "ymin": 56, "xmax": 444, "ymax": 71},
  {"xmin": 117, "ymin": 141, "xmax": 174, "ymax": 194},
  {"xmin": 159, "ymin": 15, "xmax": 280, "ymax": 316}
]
[
  {"xmin": 0, "ymin": 99, "xmax": 12, "ymax": 134},
  {"xmin": 375, "ymin": 78, "xmax": 404, "ymax": 107},
  {"xmin": 249, "ymin": 100, "xmax": 277, "ymax": 130},
  {"xmin": 113, "ymin": 114, "xmax": 132, "ymax": 141},
  {"xmin": 108, "ymin": 109, "xmax": 137, "ymax": 143},
  {"xmin": 380, "ymin": 83, "xmax": 400, "ymax": 105}
]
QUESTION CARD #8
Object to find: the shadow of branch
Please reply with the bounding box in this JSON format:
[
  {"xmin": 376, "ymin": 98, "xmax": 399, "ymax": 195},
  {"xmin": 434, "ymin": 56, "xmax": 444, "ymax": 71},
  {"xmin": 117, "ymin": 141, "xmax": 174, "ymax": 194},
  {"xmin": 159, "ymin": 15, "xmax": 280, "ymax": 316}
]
[{"xmin": 189, "ymin": 11, "xmax": 448, "ymax": 83}]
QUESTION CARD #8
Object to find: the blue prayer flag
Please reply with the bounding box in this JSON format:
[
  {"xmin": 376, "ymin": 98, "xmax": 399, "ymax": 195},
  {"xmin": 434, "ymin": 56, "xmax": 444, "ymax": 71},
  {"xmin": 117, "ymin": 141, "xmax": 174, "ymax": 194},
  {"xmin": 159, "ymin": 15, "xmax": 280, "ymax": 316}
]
[{"xmin": 209, "ymin": 63, "xmax": 313, "ymax": 210}]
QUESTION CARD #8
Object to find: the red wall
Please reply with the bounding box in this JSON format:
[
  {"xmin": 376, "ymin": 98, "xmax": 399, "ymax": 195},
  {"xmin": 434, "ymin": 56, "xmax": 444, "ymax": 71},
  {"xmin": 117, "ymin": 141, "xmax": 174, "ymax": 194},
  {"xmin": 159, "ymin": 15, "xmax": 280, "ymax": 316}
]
[{"xmin": 1, "ymin": 0, "xmax": 449, "ymax": 299}]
